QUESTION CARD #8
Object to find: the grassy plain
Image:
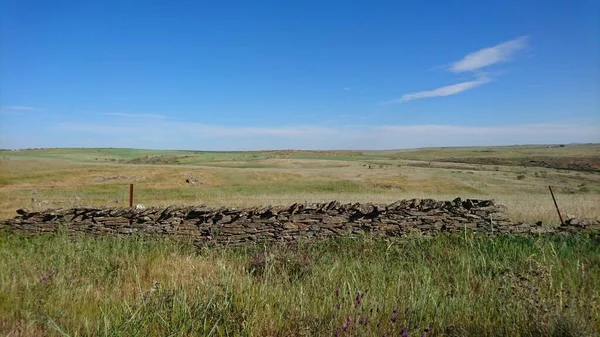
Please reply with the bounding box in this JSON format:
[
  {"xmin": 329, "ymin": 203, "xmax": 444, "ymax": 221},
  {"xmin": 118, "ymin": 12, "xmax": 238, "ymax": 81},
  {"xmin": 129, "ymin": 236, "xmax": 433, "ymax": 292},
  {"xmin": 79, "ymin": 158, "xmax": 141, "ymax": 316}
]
[
  {"xmin": 1, "ymin": 145, "xmax": 600, "ymax": 336},
  {"xmin": 1, "ymin": 144, "xmax": 599, "ymax": 223}
]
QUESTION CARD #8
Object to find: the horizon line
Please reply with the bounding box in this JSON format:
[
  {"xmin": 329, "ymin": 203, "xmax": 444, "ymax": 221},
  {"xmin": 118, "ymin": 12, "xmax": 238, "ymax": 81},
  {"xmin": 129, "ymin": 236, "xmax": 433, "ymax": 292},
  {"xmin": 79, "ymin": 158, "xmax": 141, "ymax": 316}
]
[{"xmin": 2, "ymin": 142, "xmax": 596, "ymax": 153}]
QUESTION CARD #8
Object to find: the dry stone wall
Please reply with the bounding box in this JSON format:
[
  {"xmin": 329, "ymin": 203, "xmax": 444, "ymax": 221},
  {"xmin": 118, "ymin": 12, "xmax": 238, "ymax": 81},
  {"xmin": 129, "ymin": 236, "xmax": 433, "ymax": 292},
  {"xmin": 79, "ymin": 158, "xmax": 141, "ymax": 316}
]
[{"xmin": 1, "ymin": 198, "xmax": 598, "ymax": 244}]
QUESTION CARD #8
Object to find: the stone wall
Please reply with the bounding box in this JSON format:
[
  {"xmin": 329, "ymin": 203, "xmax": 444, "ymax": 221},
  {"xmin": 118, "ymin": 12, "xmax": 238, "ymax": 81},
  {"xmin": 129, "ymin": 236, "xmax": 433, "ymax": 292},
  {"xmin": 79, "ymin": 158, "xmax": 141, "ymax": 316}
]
[{"xmin": 1, "ymin": 198, "xmax": 598, "ymax": 244}]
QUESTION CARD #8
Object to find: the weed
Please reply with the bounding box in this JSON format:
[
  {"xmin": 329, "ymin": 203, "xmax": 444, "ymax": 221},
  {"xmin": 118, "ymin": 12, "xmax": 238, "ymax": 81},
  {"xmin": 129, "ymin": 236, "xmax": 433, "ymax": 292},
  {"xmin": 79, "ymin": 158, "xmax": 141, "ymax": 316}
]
[
  {"xmin": 247, "ymin": 246, "xmax": 312, "ymax": 282},
  {"xmin": 1, "ymin": 232, "xmax": 598, "ymax": 335}
]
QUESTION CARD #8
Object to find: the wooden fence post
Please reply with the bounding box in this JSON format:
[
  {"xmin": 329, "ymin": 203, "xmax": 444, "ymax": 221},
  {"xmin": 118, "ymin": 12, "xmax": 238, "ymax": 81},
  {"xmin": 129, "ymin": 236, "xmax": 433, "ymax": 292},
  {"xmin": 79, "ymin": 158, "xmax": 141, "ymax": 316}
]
[
  {"xmin": 129, "ymin": 184, "xmax": 134, "ymax": 208},
  {"xmin": 548, "ymin": 186, "xmax": 564, "ymax": 225}
]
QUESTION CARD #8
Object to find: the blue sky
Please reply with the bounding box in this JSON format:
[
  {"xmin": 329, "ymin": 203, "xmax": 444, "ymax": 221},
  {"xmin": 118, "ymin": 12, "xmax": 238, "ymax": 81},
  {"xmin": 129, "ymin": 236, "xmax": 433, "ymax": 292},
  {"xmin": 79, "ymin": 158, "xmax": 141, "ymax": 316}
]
[{"xmin": 1, "ymin": 0, "xmax": 598, "ymax": 150}]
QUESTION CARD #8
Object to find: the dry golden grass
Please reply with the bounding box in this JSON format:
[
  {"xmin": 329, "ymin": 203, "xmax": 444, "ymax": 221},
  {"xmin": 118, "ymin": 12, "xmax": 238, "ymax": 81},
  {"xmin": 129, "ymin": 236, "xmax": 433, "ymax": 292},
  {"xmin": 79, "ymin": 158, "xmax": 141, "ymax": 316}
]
[
  {"xmin": 3, "ymin": 147, "xmax": 599, "ymax": 336},
  {"xmin": 1, "ymin": 147, "xmax": 599, "ymax": 224}
]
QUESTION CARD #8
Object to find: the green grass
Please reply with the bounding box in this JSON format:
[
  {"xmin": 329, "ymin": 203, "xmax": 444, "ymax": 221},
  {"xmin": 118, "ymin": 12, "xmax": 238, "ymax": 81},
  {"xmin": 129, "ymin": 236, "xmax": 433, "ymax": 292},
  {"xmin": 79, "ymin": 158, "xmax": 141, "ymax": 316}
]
[
  {"xmin": 1, "ymin": 231, "xmax": 598, "ymax": 336},
  {"xmin": 1, "ymin": 145, "xmax": 599, "ymax": 222},
  {"xmin": 1, "ymin": 146, "xmax": 598, "ymax": 335},
  {"xmin": 3, "ymin": 144, "xmax": 597, "ymax": 167}
]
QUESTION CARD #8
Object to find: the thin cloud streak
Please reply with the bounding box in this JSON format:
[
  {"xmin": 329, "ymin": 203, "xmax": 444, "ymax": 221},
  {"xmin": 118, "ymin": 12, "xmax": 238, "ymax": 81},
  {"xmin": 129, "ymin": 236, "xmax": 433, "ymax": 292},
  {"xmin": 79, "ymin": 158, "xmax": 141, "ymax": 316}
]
[
  {"xmin": 180, "ymin": 124, "xmax": 336, "ymax": 137},
  {"xmin": 375, "ymin": 123, "xmax": 593, "ymax": 136},
  {"xmin": 49, "ymin": 120, "xmax": 599, "ymax": 150},
  {"xmin": 384, "ymin": 76, "xmax": 490, "ymax": 103},
  {"xmin": 5, "ymin": 106, "xmax": 35, "ymax": 110},
  {"xmin": 101, "ymin": 112, "xmax": 167, "ymax": 119},
  {"xmin": 385, "ymin": 36, "xmax": 529, "ymax": 104},
  {"xmin": 449, "ymin": 36, "xmax": 529, "ymax": 73},
  {"xmin": 56, "ymin": 123, "xmax": 137, "ymax": 134},
  {"xmin": 57, "ymin": 122, "xmax": 336, "ymax": 138}
]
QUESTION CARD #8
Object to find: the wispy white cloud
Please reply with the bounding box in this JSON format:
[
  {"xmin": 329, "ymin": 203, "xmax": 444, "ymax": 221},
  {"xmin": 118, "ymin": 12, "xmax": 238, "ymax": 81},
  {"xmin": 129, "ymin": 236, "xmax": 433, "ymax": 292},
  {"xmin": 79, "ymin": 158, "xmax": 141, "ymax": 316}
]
[
  {"xmin": 56, "ymin": 123, "xmax": 137, "ymax": 134},
  {"xmin": 449, "ymin": 36, "xmax": 529, "ymax": 73},
  {"xmin": 185, "ymin": 125, "xmax": 335, "ymax": 137},
  {"xmin": 57, "ymin": 121, "xmax": 335, "ymax": 138},
  {"xmin": 5, "ymin": 106, "xmax": 35, "ymax": 110},
  {"xmin": 384, "ymin": 75, "xmax": 490, "ymax": 103},
  {"xmin": 101, "ymin": 112, "xmax": 167, "ymax": 119},
  {"xmin": 387, "ymin": 36, "xmax": 529, "ymax": 103},
  {"xmin": 0, "ymin": 106, "xmax": 36, "ymax": 116},
  {"xmin": 374, "ymin": 123, "xmax": 591, "ymax": 136},
  {"xmin": 343, "ymin": 87, "xmax": 352, "ymax": 91},
  {"xmin": 48, "ymin": 120, "xmax": 599, "ymax": 151}
]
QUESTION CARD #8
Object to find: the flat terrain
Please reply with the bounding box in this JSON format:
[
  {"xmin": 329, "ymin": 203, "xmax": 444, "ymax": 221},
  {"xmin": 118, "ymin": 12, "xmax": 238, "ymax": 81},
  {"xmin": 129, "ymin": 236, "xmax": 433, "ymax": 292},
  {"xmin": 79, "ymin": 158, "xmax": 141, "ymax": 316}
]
[
  {"xmin": 1, "ymin": 144, "xmax": 599, "ymax": 223},
  {"xmin": 2, "ymin": 145, "xmax": 600, "ymax": 336}
]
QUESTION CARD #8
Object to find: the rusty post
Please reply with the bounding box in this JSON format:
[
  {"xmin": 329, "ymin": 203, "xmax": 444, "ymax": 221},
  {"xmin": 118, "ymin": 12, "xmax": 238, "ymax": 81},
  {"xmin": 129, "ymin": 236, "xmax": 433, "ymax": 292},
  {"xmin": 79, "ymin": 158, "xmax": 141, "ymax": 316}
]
[
  {"xmin": 548, "ymin": 186, "xmax": 564, "ymax": 225},
  {"xmin": 129, "ymin": 184, "xmax": 134, "ymax": 208}
]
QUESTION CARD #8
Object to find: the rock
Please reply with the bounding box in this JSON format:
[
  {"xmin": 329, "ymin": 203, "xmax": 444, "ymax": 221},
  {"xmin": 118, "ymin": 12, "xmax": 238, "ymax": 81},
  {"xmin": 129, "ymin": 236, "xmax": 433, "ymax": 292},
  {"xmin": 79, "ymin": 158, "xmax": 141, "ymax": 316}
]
[
  {"xmin": 324, "ymin": 216, "xmax": 346, "ymax": 224},
  {"xmin": 478, "ymin": 200, "xmax": 493, "ymax": 207},
  {"xmin": 215, "ymin": 215, "xmax": 232, "ymax": 224},
  {"xmin": 4, "ymin": 198, "xmax": 596, "ymax": 243},
  {"xmin": 462, "ymin": 199, "xmax": 475, "ymax": 209},
  {"xmin": 283, "ymin": 222, "xmax": 298, "ymax": 230},
  {"xmin": 433, "ymin": 221, "xmax": 446, "ymax": 231}
]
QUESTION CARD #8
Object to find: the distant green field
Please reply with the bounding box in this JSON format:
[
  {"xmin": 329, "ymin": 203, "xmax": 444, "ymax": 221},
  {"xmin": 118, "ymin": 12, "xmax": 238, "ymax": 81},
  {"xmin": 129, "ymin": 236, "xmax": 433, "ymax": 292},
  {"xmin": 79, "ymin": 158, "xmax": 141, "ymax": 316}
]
[
  {"xmin": 1, "ymin": 144, "xmax": 599, "ymax": 222},
  {"xmin": 2, "ymin": 144, "xmax": 599, "ymax": 164}
]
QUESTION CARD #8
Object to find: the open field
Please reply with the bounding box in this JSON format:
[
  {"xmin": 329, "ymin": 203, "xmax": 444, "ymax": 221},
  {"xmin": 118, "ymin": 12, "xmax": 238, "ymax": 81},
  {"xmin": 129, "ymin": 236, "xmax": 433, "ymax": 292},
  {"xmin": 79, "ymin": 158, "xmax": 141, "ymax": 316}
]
[
  {"xmin": 1, "ymin": 145, "xmax": 600, "ymax": 336},
  {"xmin": 1, "ymin": 232, "xmax": 598, "ymax": 336},
  {"xmin": 1, "ymin": 144, "xmax": 599, "ymax": 223}
]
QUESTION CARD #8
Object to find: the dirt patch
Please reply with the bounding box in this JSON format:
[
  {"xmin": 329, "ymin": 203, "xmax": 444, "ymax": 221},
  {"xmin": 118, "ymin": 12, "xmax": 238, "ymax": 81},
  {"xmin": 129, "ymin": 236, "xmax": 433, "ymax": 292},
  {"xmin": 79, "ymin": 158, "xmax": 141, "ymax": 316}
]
[
  {"xmin": 93, "ymin": 175, "xmax": 147, "ymax": 183},
  {"xmin": 264, "ymin": 150, "xmax": 362, "ymax": 157},
  {"xmin": 362, "ymin": 174, "xmax": 479, "ymax": 194},
  {"xmin": 121, "ymin": 155, "xmax": 187, "ymax": 165},
  {"xmin": 439, "ymin": 156, "xmax": 600, "ymax": 172}
]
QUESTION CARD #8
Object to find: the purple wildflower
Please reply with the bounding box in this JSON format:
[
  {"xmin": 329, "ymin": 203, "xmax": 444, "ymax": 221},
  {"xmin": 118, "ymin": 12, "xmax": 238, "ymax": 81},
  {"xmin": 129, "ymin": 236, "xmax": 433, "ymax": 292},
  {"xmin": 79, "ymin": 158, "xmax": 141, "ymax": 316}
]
[
  {"xmin": 391, "ymin": 308, "xmax": 399, "ymax": 323},
  {"xmin": 342, "ymin": 321, "xmax": 348, "ymax": 332},
  {"xmin": 401, "ymin": 326, "xmax": 409, "ymax": 337},
  {"xmin": 355, "ymin": 291, "xmax": 363, "ymax": 308}
]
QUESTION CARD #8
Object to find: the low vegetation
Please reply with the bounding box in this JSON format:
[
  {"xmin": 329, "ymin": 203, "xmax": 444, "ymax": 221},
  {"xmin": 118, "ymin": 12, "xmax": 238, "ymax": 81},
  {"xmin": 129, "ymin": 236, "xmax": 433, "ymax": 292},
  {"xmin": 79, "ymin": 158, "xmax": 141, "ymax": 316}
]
[
  {"xmin": 1, "ymin": 145, "xmax": 599, "ymax": 223},
  {"xmin": 0, "ymin": 232, "xmax": 598, "ymax": 336},
  {"xmin": 1, "ymin": 145, "xmax": 599, "ymax": 335}
]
